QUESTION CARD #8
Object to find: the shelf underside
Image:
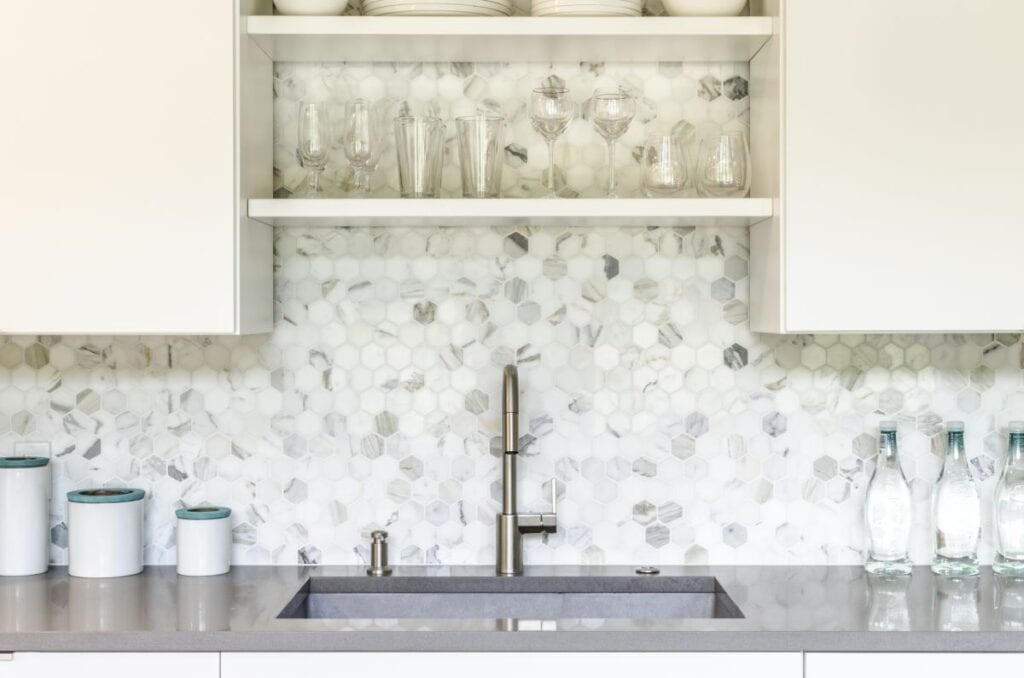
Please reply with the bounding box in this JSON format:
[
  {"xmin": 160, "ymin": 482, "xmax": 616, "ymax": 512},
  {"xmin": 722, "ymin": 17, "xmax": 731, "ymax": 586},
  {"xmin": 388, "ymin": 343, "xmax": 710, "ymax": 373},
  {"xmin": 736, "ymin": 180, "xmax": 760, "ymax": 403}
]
[
  {"xmin": 247, "ymin": 16, "xmax": 774, "ymax": 63},
  {"xmin": 248, "ymin": 198, "xmax": 773, "ymax": 228}
]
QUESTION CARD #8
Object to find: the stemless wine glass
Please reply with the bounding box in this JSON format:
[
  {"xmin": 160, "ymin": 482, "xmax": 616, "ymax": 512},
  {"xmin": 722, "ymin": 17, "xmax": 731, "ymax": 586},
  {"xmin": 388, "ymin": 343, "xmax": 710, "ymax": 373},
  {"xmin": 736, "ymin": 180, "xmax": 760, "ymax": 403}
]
[
  {"xmin": 530, "ymin": 87, "xmax": 575, "ymax": 198},
  {"xmin": 296, "ymin": 101, "xmax": 332, "ymax": 198},
  {"xmin": 641, "ymin": 134, "xmax": 687, "ymax": 197},
  {"xmin": 696, "ymin": 130, "xmax": 751, "ymax": 197},
  {"xmin": 341, "ymin": 98, "xmax": 385, "ymax": 195},
  {"xmin": 589, "ymin": 89, "xmax": 636, "ymax": 198}
]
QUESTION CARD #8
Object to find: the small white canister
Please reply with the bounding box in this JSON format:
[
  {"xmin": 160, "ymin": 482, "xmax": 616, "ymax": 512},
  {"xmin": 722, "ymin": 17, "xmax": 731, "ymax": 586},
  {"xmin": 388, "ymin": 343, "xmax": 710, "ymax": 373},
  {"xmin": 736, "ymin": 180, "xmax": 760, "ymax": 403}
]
[
  {"xmin": 176, "ymin": 507, "xmax": 232, "ymax": 577},
  {"xmin": 67, "ymin": 488, "xmax": 145, "ymax": 578},
  {"xmin": 0, "ymin": 446, "xmax": 51, "ymax": 577}
]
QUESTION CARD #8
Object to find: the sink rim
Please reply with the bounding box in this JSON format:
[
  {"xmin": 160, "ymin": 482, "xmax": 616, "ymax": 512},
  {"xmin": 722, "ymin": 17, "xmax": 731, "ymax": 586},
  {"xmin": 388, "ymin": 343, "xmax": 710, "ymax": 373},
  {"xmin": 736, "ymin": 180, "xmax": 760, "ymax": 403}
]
[{"xmin": 277, "ymin": 575, "xmax": 744, "ymax": 621}]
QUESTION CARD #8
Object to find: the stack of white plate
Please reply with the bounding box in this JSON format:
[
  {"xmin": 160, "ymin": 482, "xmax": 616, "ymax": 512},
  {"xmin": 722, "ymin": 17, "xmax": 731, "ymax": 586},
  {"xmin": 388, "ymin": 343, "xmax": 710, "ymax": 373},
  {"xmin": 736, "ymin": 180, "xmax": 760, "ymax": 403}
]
[
  {"xmin": 364, "ymin": 0, "xmax": 512, "ymax": 15},
  {"xmin": 531, "ymin": 0, "xmax": 640, "ymax": 16}
]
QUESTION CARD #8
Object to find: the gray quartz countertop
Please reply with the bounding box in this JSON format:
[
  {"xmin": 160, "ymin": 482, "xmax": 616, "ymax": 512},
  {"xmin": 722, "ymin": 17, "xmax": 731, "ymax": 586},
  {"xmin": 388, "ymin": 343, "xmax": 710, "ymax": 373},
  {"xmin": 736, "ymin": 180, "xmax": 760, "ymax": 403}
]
[{"xmin": 1, "ymin": 565, "xmax": 1024, "ymax": 652}]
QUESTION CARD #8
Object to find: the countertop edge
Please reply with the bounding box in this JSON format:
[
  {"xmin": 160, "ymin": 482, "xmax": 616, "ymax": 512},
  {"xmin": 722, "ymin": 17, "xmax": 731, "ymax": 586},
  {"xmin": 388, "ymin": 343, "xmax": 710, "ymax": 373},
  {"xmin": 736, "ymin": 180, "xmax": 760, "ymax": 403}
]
[{"xmin": 3, "ymin": 631, "xmax": 1024, "ymax": 653}]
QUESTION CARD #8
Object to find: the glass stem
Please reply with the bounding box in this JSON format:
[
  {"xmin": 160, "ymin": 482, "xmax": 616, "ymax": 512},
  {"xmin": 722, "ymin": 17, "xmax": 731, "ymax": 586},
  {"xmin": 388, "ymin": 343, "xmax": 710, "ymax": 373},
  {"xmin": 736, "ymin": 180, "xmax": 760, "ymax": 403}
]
[
  {"xmin": 310, "ymin": 169, "xmax": 321, "ymax": 195},
  {"xmin": 607, "ymin": 139, "xmax": 617, "ymax": 197},
  {"xmin": 546, "ymin": 139, "xmax": 556, "ymax": 195}
]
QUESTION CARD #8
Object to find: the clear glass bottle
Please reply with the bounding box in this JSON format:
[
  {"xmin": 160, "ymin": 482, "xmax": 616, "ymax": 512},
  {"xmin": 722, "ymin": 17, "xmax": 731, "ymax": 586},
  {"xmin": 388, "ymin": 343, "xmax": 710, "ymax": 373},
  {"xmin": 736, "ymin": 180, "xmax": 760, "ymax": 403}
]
[
  {"xmin": 994, "ymin": 421, "xmax": 1024, "ymax": 574},
  {"xmin": 931, "ymin": 421, "xmax": 981, "ymax": 576},
  {"xmin": 864, "ymin": 421, "xmax": 913, "ymax": 575}
]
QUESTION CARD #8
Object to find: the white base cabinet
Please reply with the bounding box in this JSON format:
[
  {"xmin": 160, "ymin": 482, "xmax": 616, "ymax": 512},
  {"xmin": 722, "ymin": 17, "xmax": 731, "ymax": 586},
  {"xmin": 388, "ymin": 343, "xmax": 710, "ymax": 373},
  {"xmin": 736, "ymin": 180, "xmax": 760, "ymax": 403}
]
[
  {"xmin": 0, "ymin": 653, "xmax": 219, "ymax": 678},
  {"xmin": 222, "ymin": 652, "xmax": 803, "ymax": 678},
  {"xmin": 806, "ymin": 653, "xmax": 1024, "ymax": 678}
]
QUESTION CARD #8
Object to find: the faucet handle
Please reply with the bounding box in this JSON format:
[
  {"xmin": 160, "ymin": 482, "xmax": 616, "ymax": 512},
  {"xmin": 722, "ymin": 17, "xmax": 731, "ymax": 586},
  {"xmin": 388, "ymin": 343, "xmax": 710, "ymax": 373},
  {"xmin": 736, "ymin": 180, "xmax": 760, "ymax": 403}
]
[{"xmin": 548, "ymin": 478, "xmax": 558, "ymax": 514}]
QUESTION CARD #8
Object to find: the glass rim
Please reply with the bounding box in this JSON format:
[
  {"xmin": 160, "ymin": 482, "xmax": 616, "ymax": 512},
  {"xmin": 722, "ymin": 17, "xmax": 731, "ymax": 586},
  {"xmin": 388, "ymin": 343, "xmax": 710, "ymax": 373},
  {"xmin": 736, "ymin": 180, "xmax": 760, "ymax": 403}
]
[
  {"xmin": 454, "ymin": 114, "xmax": 506, "ymax": 122},
  {"xmin": 592, "ymin": 90, "xmax": 631, "ymax": 100},
  {"xmin": 533, "ymin": 86, "xmax": 570, "ymax": 94},
  {"xmin": 394, "ymin": 115, "xmax": 444, "ymax": 124}
]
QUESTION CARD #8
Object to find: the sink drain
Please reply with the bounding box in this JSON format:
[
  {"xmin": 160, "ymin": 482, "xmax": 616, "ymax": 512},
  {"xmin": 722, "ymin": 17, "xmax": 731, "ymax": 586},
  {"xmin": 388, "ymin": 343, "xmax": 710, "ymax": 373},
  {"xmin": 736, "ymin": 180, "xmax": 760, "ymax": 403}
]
[{"xmin": 635, "ymin": 565, "xmax": 660, "ymax": 575}]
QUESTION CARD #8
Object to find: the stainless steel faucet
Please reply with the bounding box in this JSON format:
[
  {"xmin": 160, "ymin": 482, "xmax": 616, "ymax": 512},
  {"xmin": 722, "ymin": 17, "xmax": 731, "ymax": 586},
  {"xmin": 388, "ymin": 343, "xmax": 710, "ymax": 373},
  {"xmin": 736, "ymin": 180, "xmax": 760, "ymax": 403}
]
[{"xmin": 496, "ymin": 365, "xmax": 557, "ymax": 576}]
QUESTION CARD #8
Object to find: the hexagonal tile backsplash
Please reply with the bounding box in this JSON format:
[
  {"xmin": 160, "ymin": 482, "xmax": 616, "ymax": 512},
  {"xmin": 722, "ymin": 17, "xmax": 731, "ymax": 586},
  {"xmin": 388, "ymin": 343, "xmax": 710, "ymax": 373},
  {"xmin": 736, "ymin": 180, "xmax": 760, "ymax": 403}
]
[{"xmin": 3, "ymin": 224, "xmax": 1023, "ymax": 567}]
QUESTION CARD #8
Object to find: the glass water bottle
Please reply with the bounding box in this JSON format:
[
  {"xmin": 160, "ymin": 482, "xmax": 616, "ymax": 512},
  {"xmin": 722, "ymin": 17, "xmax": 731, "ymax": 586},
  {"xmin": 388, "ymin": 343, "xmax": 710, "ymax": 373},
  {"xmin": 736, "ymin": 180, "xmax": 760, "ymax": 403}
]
[
  {"xmin": 994, "ymin": 421, "xmax": 1024, "ymax": 574},
  {"xmin": 865, "ymin": 421, "xmax": 913, "ymax": 575},
  {"xmin": 932, "ymin": 421, "xmax": 981, "ymax": 576}
]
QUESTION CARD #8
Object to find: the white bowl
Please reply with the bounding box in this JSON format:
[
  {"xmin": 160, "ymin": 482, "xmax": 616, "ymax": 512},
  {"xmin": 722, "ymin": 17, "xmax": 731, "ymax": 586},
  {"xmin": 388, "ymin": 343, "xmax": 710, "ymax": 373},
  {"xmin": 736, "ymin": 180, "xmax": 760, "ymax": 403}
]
[
  {"xmin": 661, "ymin": 0, "xmax": 746, "ymax": 16},
  {"xmin": 273, "ymin": 0, "xmax": 350, "ymax": 15}
]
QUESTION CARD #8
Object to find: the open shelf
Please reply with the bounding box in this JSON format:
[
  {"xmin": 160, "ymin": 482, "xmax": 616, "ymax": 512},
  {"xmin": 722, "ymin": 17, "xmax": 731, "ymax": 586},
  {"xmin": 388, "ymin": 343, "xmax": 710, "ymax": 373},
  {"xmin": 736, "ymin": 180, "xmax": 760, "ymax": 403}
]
[
  {"xmin": 246, "ymin": 16, "xmax": 775, "ymax": 63},
  {"xmin": 248, "ymin": 198, "xmax": 773, "ymax": 228}
]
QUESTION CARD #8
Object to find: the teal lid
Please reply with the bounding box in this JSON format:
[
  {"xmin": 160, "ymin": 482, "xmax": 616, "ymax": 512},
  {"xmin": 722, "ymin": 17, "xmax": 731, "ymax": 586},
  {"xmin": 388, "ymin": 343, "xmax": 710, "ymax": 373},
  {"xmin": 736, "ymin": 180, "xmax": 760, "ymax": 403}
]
[
  {"xmin": 176, "ymin": 506, "xmax": 231, "ymax": 521},
  {"xmin": 68, "ymin": 488, "xmax": 145, "ymax": 504},
  {"xmin": 0, "ymin": 456, "xmax": 49, "ymax": 468}
]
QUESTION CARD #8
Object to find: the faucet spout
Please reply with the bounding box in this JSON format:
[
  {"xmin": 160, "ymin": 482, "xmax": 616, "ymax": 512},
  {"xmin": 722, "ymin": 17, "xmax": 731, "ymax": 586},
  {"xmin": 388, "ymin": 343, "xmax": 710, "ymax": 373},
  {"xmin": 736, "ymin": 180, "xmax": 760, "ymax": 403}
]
[{"xmin": 502, "ymin": 365, "xmax": 518, "ymax": 454}]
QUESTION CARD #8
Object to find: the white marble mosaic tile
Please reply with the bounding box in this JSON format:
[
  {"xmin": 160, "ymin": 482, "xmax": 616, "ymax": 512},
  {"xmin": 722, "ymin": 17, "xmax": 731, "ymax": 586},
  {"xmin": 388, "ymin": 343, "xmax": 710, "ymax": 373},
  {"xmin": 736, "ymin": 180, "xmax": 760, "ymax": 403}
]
[{"xmin": 1, "ymin": 224, "xmax": 1023, "ymax": 567}]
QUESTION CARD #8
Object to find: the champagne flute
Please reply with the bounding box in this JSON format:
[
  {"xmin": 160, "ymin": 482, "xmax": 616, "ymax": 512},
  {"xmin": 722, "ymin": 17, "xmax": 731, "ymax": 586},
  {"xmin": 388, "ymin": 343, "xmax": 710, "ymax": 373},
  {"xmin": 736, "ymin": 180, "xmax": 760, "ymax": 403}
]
[
  {"xmin": 297, "ymin": 101, "xmax": 331, "ymax": 198},
  {"xmin": 341, "ymin": 98, "xmax": 384, "ymax": 195},
  {"xmin": 589, "ymin": 89, "xmax": 635, "ymax": 198},
  {"xmin": 530, "ymin": 87, "xmax": 575, "ymax": 198}
]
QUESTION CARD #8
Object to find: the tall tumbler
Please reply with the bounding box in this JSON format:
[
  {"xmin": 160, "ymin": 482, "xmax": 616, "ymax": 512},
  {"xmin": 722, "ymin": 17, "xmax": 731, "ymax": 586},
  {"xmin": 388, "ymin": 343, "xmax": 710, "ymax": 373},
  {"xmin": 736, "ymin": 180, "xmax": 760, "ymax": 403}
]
[
  {"xmin": 394, "ymin": 116, "xmax": 445, "ymax": 198},
  {"xmin": 456, "ymin": 115, "xmax": 505, "ymax": 198}
]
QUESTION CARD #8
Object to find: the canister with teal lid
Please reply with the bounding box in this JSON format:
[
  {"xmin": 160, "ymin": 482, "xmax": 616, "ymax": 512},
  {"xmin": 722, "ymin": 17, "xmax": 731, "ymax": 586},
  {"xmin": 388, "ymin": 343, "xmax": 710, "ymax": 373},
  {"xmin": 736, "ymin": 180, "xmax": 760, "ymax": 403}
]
[
  {"xmin": 176, "ymin": 506, "xmax": 232, "ymax": 577},
  {"xmin": 67, "ymin": 487, "xmax": 145, "ymax": 578},
  {"xmin": 0, "ymin": 442, "xmax": 51, "ymax": 576}
]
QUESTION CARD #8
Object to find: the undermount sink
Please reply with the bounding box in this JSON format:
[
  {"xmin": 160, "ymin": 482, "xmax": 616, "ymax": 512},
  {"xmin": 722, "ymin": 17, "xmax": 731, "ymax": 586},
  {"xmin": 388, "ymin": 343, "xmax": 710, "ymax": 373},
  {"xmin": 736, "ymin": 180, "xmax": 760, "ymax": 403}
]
[{"xmin": 278, "ymin": 576, "xmax": 743, "ymax": 620}]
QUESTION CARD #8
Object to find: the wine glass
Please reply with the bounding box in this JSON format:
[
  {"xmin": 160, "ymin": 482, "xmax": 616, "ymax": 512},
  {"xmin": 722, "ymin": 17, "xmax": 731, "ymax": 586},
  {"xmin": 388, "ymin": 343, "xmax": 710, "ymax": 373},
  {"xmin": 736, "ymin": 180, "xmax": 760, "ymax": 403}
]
[
  {"xmin": 296, "ymin": 101, "xmax": 332, "ymax": 198},
  {"xmin": 641, "ymin": 134, "xmax": 687, "ymax": 197},
  {"xmin": 341, "ymin": 98, "xmax": 384, "ymax": 195},
  {"xmin": 696, "ymin": 130, "xmax": 751, "ymax": 197},
  {"xmin": 589, "ymin": 89, "xmax": 635, "ymax": 198},
  {"xmin": 530, "ymin": 87, "xmax": 575, "ymax": 198}
]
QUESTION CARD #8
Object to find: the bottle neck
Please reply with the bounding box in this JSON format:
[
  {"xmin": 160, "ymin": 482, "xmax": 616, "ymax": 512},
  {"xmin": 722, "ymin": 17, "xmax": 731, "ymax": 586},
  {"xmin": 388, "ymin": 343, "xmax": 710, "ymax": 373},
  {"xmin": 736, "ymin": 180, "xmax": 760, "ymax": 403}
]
[
  {"xmin": 1009, "ymin": 433, "xmax": 1024, "ymax": 465},
  {"xmin": 946, "ymin": 431, "xmax": 968, "ymax": 465},
  {"xmin": 879, "ymin": 431, "xmax": 899, "ymax": 464}
]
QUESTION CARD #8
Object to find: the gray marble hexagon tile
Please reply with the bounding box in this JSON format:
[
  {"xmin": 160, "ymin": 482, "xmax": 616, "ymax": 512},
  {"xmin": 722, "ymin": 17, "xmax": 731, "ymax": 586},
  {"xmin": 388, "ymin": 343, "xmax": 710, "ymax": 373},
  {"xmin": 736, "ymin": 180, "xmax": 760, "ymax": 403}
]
[
  {"xmin": 1, "ymin": 225, "xmax": 1023, "ymax": 568},
  {"xmin": 273, "ymin": 61, "xmax": 751, "ymax": 198}
]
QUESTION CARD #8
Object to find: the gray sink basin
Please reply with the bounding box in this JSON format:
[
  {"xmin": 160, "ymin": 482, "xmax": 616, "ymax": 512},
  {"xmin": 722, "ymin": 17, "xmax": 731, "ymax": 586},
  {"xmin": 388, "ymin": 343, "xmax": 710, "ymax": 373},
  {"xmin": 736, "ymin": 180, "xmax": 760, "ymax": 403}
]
[{"xmin": 278, "ymin": 576, "xmax": 743, "ymax": 620}]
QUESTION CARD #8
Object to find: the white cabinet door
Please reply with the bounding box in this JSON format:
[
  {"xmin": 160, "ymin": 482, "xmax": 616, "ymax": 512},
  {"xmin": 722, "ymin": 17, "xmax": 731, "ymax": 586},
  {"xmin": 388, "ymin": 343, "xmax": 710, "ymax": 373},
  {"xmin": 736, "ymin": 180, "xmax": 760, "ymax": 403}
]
[
  {"xmin": 0, "ymin": 653, "xmax": 219, "ymax": 678},
  {"xmin": 223, "ymin": 652, "xmax": 803, "ymax": 678},
  {"xmin": 752, "ymin": 0, "xmax": 1024, "ymax": 333},
  {"xmin": 0, "ymin": 0, "xmax": 272, "ymax": 335},
  {"xmin": 807, "ymin": 653, "xmax": 1024, "ymax": 678}
]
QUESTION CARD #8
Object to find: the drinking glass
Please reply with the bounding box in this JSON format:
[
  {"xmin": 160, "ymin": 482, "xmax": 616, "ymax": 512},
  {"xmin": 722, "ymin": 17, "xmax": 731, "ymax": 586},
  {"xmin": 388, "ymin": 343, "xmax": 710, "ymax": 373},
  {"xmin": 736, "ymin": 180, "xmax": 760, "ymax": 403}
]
[
  {"xmin": 456, "ymin": 115, "xmax": 506, "ymax": 199},
  {"xmin": 589, "ymin": 89, "xmax": 635, "ymax": 198},
  {"xmin": 394, "ymin": 116, "xmax": 445, "ymax": 199},
  {"xmin": 641, "ymin": 134, "xmax": 687, "ymax": 197},
  {"xmin": 696, "ymin": 130, "xmax": 751, "ymax": 197},
  {"xmin": 341, "ymin": 98, "xmax": 385, "ymax": 195},
  {"xmin": 296, "ymin": 101, "xmax": 332, "ymax": 198},
  {"xmin": 530, "ymin": 87, "xmax": 575, "ymax": 198}
]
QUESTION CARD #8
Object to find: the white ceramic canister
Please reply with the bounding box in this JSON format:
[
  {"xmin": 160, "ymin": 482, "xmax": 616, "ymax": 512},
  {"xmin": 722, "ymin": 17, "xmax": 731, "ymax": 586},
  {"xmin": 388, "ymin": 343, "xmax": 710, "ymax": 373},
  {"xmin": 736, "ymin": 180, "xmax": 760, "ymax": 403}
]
[
  {"xmin": 0, "ymin": 447, "xmax": 51, "ymax": 577},
  {"xmin": 67, "ymin": 488, "xmax": 145, "ymax": 578},
  {"xmin": 176, "ymin": 507, "xmax": 232, "ymax": 577}
]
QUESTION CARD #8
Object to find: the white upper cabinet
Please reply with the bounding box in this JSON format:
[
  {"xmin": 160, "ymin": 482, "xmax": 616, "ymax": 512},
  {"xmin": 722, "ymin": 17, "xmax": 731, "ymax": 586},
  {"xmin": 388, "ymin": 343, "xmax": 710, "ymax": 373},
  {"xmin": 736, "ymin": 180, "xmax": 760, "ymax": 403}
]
[
  {"xmin": 0, "ymin": 0, "xmax": 272, "ymax": 335},
  {"xmin": 751, "ymin": 0, "xmax": 1024, "ymax": 333}
]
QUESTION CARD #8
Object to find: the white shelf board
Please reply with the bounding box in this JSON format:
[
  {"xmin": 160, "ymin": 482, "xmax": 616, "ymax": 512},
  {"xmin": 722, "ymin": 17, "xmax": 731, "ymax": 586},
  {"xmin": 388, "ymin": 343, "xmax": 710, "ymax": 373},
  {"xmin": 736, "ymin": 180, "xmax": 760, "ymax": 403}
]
[
  {"xmin": 246, "ymin": 16, "xmax": 775, "ymax": 63},
  {"xmin": 248, "ymin": 198, "xmax": 773, "ymax": 228}
]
